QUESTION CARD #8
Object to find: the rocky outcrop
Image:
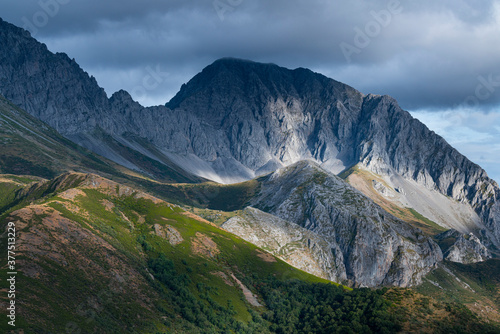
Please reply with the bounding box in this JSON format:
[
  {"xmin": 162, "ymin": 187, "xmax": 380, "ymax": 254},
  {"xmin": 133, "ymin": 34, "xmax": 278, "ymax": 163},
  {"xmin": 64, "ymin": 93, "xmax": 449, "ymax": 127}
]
[
  {"xmin": 152, "ymin": 224, "xmax": 183, "ymax": 246},
  {"xmin": 0, "ymin": 19, "xmax": 109, "ymax": 134},
  {"xmin": 223, "ymin": 207, "xmax": 339, "ymax": 281},
  {"xmin": 246, "ymin": 161, "xmax": 443, "ymax": 287},
  {"xmin": 436, "ymin": 229, "xmax": 491, "ymax": 264}
]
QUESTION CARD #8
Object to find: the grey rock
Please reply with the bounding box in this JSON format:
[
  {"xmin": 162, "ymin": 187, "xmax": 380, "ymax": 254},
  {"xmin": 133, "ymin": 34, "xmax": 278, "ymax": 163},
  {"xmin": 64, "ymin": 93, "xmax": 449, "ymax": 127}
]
[
  {"xmin": 247, "ymin": 161, "xmax": 443, "ymax": 287},
  {"xmin": 222, "ymin": 207, "xmax": 341, "ymax": 282},
  {"xmin": 152, "ymin": 224, "xmax": 183, "ymax": 246},
  {"xmin": 436, "ymin": 229, "xmax": 491, "ymax": 264}
]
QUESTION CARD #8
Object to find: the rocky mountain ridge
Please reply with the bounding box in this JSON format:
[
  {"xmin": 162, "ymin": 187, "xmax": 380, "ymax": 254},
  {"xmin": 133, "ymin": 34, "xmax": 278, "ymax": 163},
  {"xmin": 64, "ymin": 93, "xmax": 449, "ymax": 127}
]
[
  {"xmin": 247, "ymin": 161, "xmax": 443, "ymax": 287},
  {"xmin": 0, "ymin": 17, "xmax": 498, "ymax": 258}
]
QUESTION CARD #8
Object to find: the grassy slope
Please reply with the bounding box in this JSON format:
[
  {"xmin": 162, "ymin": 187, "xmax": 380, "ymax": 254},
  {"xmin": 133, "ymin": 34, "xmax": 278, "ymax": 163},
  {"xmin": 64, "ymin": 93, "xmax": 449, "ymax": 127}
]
[
  {"xmin": 341, "ymin": 164, "xmax": 447, "ymax": 236},
  {"xmin": 0, "ymin": 94, "xmax": 203, "ymax": 186},
  {"xmin": 415, "ymin": 260, "xmax": 500, "ymax": 324},
  {"xmin": 0, "ymin": 173, "xmax": 329, "ymax": 333}
]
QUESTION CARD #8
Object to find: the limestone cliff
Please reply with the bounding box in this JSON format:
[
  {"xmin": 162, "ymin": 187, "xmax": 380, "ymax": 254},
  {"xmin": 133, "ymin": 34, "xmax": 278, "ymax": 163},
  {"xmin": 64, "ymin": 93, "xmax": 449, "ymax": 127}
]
[{"xmin": 232, "ymin": 162, "xmax": 443, "ymax": 287}]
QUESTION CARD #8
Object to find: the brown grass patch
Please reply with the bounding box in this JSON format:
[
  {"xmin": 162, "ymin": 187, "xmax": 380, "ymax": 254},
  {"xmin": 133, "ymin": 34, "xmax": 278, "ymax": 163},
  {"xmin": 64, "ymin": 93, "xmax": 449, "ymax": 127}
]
[
  {"xmin": 211, "ymin": 271, "xmax": 234, "ymax": 286},
  {"xmin": 59, "ymin": 188, "xmax": 86, "ymax": 201},
  {"xmin": 255, "ymin": 249, "xmax": 277, "ymax": 262},
  {"xmin": 191, "ymin": 232, "xmax": 220, "ymax": 258}
]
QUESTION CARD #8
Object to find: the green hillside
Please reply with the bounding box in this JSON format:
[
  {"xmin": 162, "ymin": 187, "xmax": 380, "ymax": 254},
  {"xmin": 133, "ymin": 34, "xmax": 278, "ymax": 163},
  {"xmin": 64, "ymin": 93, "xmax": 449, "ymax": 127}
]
[
  {"xmin": 0, "ymin": 173, "xmax": 336, "ymax": 333},
  {"xmin": 0, "ymin": 94, "xmax": 203, "ymax": 184},
  {"xmin": 1, "ymin": 173, "xmax": 499, "ymax": 333}
]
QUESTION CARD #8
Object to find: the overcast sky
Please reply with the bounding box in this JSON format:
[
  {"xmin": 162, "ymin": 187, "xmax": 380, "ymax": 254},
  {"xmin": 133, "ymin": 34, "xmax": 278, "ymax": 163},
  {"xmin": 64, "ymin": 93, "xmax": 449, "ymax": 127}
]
[{"xmin": 1, "ymin": 0, "xmax": 499, "ymax": 181}]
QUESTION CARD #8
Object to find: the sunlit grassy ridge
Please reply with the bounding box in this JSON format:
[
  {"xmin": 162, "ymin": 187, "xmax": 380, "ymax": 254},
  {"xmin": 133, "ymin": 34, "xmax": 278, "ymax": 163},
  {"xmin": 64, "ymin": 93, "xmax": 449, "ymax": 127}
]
[{"xmin": 0, "ymin": 173, "xmax": 337, "ymax": 333}]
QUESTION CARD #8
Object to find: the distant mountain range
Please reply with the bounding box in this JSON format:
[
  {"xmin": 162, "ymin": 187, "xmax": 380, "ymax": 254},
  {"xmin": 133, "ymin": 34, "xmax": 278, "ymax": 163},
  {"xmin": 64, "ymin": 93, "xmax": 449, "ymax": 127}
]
[{"xmin": 1, "ymin": 16, "xmax": 500, "ymax": 332}]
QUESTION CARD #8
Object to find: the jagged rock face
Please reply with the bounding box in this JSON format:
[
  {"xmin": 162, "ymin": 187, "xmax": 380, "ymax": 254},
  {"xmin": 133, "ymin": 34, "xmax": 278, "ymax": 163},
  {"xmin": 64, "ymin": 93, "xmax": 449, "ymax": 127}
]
[
  {"xmin": 0, "ymin": 19, "xmax": 109, "ymax": 134},
  {"xmin": 0, "ymin": 18, "xmax": 499, "ymax": 256},
  {"xmin": 222, "ymin": 207, "xmax": 340, "ymax": 282},
  {"xmin": 165, "ymin": 58, "xmax": 364, "ymax": 172},
  {"xmin": 355, "ymin": 96, "xmax": 500, "ymax": 252},
  {"xmin": 246, "ymin": 161, "xmax": 443, "ymax": 287},
  {"xmin": 436, "ymin": 229, "xmax": 491, "ymax": 264}
]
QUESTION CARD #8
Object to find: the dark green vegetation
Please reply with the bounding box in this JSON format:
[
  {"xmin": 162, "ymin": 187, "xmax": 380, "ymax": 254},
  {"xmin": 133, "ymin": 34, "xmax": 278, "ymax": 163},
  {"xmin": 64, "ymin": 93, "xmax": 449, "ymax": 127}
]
[
  {"xmin": 257, "ymin": 280, "xmax": 400, "ymax": 333},
  {"xmin": 416, "ymin": 260, "xmax": 500, "ymax": 324},
  {"xmin": 177, "ymin": 179, "xmax": 261, "ymax": 211}
]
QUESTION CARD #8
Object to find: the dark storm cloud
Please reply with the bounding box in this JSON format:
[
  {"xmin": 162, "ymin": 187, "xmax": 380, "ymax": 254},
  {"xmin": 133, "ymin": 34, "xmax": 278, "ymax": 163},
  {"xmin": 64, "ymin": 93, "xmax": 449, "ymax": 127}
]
[
  {"xmin": 0, "ymin": 0, "xmax": 499, "ymax": 110},
  {"xmin": 2, "ymin": 0, "xmax": 198, "ymax": 35}
]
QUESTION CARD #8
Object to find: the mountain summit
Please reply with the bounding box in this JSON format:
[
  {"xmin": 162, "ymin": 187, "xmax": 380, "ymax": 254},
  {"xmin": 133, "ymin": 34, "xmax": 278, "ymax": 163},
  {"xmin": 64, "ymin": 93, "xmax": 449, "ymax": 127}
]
[{"xmin": 167, "ymin": 57, "xmax": 358, "ymax": 113}]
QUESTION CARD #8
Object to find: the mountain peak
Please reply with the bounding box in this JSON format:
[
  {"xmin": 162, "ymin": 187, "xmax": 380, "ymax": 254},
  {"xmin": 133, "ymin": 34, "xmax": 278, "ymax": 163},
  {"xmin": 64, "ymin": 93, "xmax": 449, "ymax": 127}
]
[
  {"xmin": 211, "ymin": 56, "xmax": 275, "ymax": 66},
  {"xmin": 166, "ymin": 57, "xmax": 359, "ymax": 113},
  {"xmin": 0, "ymin": 18, "xmax": 110, "ymax": 133},
  {"xmin": 110, "ymin": 89, "xmax": 135, "ymax": 103}
]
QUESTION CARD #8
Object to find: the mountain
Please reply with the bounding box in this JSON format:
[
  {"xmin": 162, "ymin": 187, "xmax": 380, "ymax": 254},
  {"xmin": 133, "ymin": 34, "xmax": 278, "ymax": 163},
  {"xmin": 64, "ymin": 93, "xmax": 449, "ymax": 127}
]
[
  {"xmin": 222, "ymin": 161, "xmax": 442, "ymax": 288},
  {"xmin": 1, "ymin": 17, "xmax": 498, "ymax": 261},
  {"xmin": 1, "ymin": 15, "xmax": 500, "ymax": 328},
  {"xmin": 251, "ymin": 161, "xmax": 443, "ymax": 287}
]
